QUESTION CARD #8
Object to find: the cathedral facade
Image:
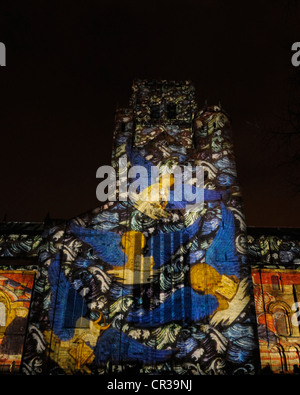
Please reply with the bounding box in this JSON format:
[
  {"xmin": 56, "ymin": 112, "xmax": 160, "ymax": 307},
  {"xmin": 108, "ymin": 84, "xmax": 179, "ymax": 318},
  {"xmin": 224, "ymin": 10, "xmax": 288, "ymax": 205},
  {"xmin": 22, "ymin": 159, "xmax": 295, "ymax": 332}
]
[{"xmin": 0, "ymin": 80, "xmax": 299, "ymax": 375}]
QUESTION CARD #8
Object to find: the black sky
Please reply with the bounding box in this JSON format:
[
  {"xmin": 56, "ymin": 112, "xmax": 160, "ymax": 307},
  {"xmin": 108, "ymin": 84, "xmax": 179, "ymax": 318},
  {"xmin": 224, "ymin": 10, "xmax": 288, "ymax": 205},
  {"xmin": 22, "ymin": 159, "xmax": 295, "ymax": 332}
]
[{"xmin": 0, "ymin": 0, "xmax": 300, "ymax": 227}]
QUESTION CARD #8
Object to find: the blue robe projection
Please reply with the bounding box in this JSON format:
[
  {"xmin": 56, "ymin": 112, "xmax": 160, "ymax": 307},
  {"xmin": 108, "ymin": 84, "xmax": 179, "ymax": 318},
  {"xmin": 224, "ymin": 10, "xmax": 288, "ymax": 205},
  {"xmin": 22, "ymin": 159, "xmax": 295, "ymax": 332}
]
[
  {"xmin": 70, "ymin": 216, "xmax": 201, "ymax": 269},
  {"xmin": 48, "ymin": 255, "xmax": 88, "ymax": 341},
  {"xmin": 94, "ymin": 327, "xmax": 174, "ymax": 365},
  {"xmin": 126, "ymin": 287, "xmax": 219, "ymax": 327},
  {"xmin": 205, "ymin": 202, "xmax": 240, "ymax": 278},
  {"xmin": 144, "ymin": 216, "xmax": 201, "ymax": 268},
  {"xmin": 70, "ymin": 224, "xmax": 127, "ymax": 267},
  {"xmin": 127, "ymin": 203, "xmax": 239, "ymax": 327},
  {"xmin": 166, "ymin": 186, "xmax": 229, "ymax": 210}
]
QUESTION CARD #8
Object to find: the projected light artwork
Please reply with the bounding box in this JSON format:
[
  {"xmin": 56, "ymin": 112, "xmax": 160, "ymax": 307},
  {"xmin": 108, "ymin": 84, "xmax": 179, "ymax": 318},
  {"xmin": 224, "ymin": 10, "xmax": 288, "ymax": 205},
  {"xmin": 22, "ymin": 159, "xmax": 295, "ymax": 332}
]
[{"xmin": 2, "ymin": 80, "xmax": 260, "ymax": 375}]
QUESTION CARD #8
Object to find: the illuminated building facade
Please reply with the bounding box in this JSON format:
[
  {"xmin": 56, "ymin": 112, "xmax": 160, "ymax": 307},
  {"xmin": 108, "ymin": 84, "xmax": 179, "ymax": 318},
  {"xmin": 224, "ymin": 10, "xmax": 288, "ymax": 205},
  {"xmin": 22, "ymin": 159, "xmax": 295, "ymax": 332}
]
[
  {"xmin": 0, "ymin": 80, "xmax": 299, "ymax": 375},
  {"xmin": 248, "ymin": 227, "xmax": 300, "ymax": 374}
]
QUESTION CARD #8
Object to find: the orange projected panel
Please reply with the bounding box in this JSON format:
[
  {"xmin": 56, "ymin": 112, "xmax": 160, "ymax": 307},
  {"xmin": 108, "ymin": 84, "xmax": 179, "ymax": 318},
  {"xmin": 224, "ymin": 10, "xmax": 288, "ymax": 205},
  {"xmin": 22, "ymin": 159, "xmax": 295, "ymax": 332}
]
[
  {"xmin": 252, "ymin": 268, "xmax": 300, "ymax": 374},
  {"xmin": 0, "ymin": 270, "xmax": 35, "ymax": 373}
]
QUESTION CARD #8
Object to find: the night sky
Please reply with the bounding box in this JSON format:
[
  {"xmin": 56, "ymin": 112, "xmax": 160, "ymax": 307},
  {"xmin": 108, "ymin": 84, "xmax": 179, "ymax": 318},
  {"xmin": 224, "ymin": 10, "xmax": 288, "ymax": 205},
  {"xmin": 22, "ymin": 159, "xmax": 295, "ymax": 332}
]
[{"xmin": 0, "ymin": 0, "xmax": 300, "ymax": 227}]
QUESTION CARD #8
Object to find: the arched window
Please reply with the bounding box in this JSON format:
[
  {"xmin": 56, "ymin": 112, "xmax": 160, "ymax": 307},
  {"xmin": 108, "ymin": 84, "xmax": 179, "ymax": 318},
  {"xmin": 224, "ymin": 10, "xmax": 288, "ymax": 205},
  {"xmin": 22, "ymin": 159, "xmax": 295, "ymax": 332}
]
[
  {"xmin": 273, "ymin": 306, "xmax": 290, "ymax": 336},
  {"xmin": 286, "ymin": 346, "xmax": 300, "ymax": 372},
  {"xmin": 0, "ymin": 302, "xmax": 6, "ymax": 326},
  {"xmin": 270, "ymin": 345, "xmax": 287, "ymax": 373},
  {"xmin": 150, "ymin": 105, "xmax": 162, "ymax": 119},
  {"xmin": 166, "ymin": 103, "xmax": 177, "ymax": 119},
  {"xmin": 271, "ymin": 275, "xmax": 280, "ymax": 291}
]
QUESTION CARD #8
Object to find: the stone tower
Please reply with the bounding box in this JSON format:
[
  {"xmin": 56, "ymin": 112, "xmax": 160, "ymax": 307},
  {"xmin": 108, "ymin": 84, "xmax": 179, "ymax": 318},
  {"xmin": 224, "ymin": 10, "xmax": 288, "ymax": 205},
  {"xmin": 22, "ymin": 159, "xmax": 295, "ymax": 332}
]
[{"xmin": 22, "ymin": 79, "xmax": 259, "ymax": 375}]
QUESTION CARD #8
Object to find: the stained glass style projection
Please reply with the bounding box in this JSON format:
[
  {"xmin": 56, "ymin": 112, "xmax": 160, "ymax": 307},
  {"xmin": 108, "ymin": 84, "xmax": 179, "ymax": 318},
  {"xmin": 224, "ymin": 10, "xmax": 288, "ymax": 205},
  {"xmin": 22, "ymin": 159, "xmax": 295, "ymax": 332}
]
[
  {"xmin": 0, "ymin": 271, "xmax": 35, "ymax": 373},
  {"xmin": 20, "ymin": 80, "xmax": 259, "ymax": 375}
]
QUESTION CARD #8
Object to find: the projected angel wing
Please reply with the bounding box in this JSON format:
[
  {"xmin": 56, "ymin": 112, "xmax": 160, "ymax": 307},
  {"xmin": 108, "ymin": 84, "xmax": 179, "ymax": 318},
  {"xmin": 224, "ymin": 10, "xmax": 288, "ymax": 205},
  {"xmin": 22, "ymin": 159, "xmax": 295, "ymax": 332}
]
[
  {"xmin": 209, "ymin": 277, "xmax": 250, "ymax": 327},
  {"xmin": 127, "ymin": 287, "xmax": 218, "ymax": 327},
  {"xmin": 48, "ymin": 255, "xmax": 88, "ymax": 341},
  {"xmin": 205, "ymin": 203, "xmax": 240, "ymax": 277},
  {"xmin": 94, "ymin": 327, "xmax": 173, "ymax": 365},
  {"xmin": 70, "ymin": 223, "xmax": 127, "ymax": 267}
]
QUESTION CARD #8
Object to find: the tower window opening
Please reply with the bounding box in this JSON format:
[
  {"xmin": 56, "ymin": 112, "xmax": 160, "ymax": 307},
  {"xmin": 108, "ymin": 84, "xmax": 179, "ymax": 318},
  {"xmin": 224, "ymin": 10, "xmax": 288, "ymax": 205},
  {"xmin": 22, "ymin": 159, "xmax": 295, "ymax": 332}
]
[
  {"xmin": 271, "ymin": 275, "xmax": 280, "ymax": 291},
  {"xmin": 166, "ymin": 103, "xmax": 177, "ymax": 119},
  {"xmin": 273, "ymin": 307, "xmax": 289, "ymax": 336},
  {"xmin": 150, "ymin": 105, "xmax": 162, "ymax": 119}
]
